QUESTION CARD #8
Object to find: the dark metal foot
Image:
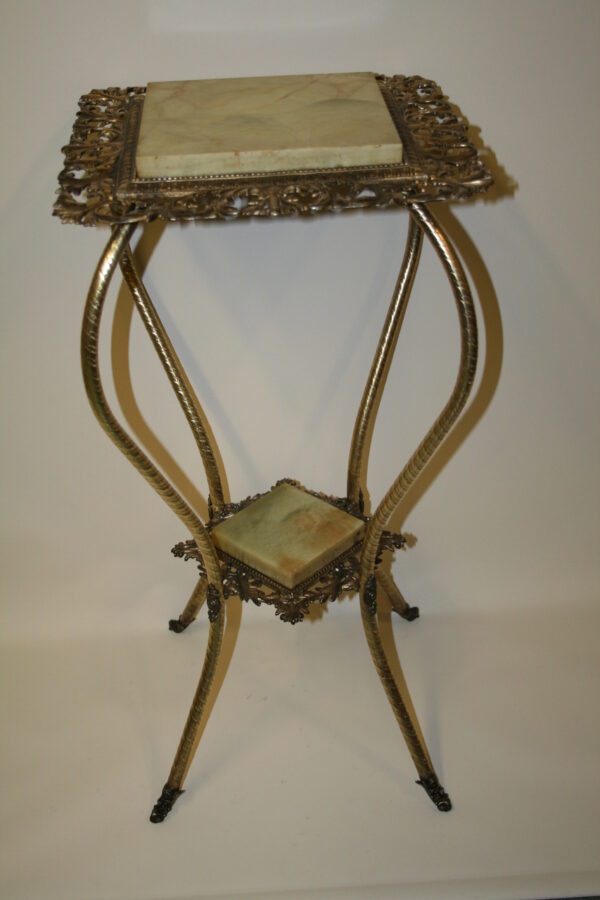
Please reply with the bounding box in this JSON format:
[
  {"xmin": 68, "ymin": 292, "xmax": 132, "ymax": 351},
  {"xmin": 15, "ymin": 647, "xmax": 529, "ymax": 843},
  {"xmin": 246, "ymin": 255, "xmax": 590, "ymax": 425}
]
[
  {"xmin": 416, "ymin": 775, "xmax": 452, "ymax": 812},
  {"xmin": 168, "ymin": 617, "xmax": 189, "ymax": 633},
  {"xmin": 149, "ymin": 783, "xmax": 184, "ymax": 823},
  {"xmin": 398, "ymin": 604, "xmax": 419, "ymax": 621}
]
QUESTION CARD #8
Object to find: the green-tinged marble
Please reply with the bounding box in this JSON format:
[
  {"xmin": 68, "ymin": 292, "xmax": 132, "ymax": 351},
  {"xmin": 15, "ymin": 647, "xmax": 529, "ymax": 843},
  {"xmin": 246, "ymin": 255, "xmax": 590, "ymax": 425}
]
[
  {"xmin": 211, "ymin": 483, "xmax": 365, "ymax": 589},
  {"xmin": 135, "ymin": 72, "xmax": 403, "ymax": 178}
]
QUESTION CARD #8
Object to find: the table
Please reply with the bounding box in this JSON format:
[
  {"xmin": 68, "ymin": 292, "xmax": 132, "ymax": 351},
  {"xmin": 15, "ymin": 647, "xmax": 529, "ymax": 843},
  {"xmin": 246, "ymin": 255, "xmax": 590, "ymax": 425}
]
[{"xmin": 54, "ymin": 72, "xmax": 492, "ymax": 823}]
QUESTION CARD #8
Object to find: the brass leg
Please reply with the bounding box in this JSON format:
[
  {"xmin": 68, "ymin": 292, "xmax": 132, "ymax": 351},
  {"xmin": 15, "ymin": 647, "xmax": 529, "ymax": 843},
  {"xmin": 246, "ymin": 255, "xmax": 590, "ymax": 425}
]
[
  {"xmin": 151, "ymin": 599, "xmax": 225, "ymax": 822},
  {"xmin": 119, "ymin": 245, "xmax": 225, "ymax": 513},
  {"xmin": 360, "ymin": 586, "xmax": 451, "ymax": 811},
  {"xmin": 347, "ymin": 218, "xmax": 423, "ymax": 504},
  {"xmin": 169, "ymin": 577, "xmax": 207, "ymax": 633},
  {"xmin": 376, "ymin": 569, "xmax": 419, "ymax": 622},
  {"xmin": 354, "ymin": 203, "xmax": 477, "ymax": 812},
  {"xmin": 82, "ymin": 225, "xmax": 225, "ymax": 593},
  {"xmin": 83, "ymin": 227, "xmax": 230, "ymax": 821}
]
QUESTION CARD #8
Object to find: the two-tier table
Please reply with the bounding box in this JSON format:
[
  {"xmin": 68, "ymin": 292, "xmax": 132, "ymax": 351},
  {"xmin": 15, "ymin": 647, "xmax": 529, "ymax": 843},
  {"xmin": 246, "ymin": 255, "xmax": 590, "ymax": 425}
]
[{"xmin": 54, "ymin": 72, "xmax": 492, "ymax": 823}]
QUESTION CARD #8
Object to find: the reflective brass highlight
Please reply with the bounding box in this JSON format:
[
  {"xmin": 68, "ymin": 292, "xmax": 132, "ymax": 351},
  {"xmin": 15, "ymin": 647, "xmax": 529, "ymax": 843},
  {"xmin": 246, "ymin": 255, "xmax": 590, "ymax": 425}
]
[
  {"xmin": 359, "ymin": 203, "xmax": 478, "ymax": 589},
  {"xmin": 119, "ymin": 245, "xmax": 225, "ymax": 510},
  {"xmin": 81, "ymin": 224, "xmax": 224, "ymax": 593},
  {"xmin": 347, "ymin": 217, "xmax": 422, "ymax": 504},
  {"xmin": 167, "ymin": 604, "xmax": 225, "ymax": 788},
  {"xmin": 69, "ymin": 75, "xmax": 490, "ymax": 820},
  {"xmin": 360, "ymin": 596, "xmax": 433, "ymax": 780},
  {"xmin": 151, "ymin": 603, "xmax": 225, "ymax": 822}
]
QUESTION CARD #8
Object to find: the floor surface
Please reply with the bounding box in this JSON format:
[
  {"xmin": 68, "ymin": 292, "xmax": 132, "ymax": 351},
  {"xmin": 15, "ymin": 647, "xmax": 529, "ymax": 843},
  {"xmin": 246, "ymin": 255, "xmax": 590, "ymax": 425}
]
[{"xmin": 2, "ymin": 601, "xmax": 599, "ymax": 900}]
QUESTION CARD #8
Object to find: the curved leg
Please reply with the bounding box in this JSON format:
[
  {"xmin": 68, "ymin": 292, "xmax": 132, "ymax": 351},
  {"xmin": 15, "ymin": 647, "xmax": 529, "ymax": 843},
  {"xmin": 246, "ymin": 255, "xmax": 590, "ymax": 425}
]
[
  {"xmin": 151, "ymin": 600, "xmax": 225, "ymax": 822},
  {"xmin": 84, "ymin": 228, "xmax": 231, "ymax": 820},
  {"xmin": 360, "ymin": 589, "xmax": 451, "ymax": 811},
  {"xmin": 360, "ymin": 203, "xmax": 478, "ymax": 586},
  {"xmin": 119, "ymin": 246, "xmax": 225, "ymax": 512},
  {"xmin": 82, "ymin": 225, "xmax": 224, "ymax": 596},
  {"xmin": 376, "ymin": 569, "xmax": 419, "ymax": 621},
  {"xmin": 347, "ymin": 218, "xmax": 423, "ymax": 504},
  {"xmin": 357, "ymin": 204, "xmax": 477, "ymax": 811},
  {"xmin": 169, "ymin": 577, "xmax": 207, "ymax": 633}
]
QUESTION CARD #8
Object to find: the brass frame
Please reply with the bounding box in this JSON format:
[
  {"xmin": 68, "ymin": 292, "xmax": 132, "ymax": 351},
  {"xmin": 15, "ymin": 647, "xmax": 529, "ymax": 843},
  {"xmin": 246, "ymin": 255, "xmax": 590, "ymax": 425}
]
[
  {"xmin": 64, "ymin": 74, "xmax": 491, "ymax": 823},
  {"xmin": 54, "ymin": 76, "xmax": 491, "ymax": 226}
]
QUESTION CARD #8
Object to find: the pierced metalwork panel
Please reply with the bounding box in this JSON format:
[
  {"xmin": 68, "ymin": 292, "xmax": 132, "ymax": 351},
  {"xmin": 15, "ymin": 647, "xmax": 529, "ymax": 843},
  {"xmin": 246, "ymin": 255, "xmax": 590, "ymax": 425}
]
[
  {"xmin": 172, "ymin": 479, "xmax": 405, "ymax": 625},
  {"xmin": 54, "ymin": 76, "xmax": 492, "ymax": 225}
]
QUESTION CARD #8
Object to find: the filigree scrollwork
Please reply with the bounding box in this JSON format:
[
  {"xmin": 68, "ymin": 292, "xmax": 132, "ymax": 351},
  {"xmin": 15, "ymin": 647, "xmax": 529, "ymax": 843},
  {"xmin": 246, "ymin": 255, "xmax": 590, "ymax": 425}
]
[
  {"xmin": 362, "ymin": 575, "xmax": 378, "ymax": 616},
  {"xmin": 172, "ymin": 481, "xmax": 405, "ymax": 625},
  {"xmin": 53, "ymin": 76, "xmax": 492, "ymax": 226},
  {"xmin": 205, "ymin": 584, "xmax": 222, "ymax": 623}
]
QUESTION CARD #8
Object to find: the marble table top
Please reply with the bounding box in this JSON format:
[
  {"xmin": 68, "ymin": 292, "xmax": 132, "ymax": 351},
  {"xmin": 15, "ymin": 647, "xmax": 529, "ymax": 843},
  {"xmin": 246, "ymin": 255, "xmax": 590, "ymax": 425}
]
[
  {"xmin": 135, "ymin": 72, "xmax": 403, "ymax": 178},
  {"xmin": 211, "ymin": 483, "xmax": 365, "ymax": 589}
]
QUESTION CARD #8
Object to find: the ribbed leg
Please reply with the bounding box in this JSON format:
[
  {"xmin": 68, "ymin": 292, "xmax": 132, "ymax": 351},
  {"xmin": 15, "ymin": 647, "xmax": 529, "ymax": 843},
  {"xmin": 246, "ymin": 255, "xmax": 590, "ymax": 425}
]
[{"xmin": 169, "ymin": 578, "xmax": 207, "ymax": 633}]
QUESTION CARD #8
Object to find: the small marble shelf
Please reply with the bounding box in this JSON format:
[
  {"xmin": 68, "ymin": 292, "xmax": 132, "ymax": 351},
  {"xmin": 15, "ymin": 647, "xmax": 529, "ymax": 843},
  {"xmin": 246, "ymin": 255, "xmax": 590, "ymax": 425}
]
[
  {"xmin": 135, "ymin": 72, "xmax": 403, "ymax": 178},
  {"xmin": 211, "ymin": 482, "xmax": 365, "ymax": 589}
]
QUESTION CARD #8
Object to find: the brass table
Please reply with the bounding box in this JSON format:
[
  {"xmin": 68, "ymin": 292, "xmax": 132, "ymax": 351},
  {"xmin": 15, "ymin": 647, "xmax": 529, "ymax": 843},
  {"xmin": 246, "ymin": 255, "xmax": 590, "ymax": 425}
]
[{"xmin": 54, "ymin": 73, "xmax": 492, "ymax": 823}]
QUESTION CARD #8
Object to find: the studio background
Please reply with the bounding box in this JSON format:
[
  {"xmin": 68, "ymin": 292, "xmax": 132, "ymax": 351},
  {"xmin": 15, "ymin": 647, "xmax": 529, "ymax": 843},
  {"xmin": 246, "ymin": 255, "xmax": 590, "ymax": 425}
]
[{"xmin": 1, "ymin": 2, "xmax": 599, "ymax": 899}]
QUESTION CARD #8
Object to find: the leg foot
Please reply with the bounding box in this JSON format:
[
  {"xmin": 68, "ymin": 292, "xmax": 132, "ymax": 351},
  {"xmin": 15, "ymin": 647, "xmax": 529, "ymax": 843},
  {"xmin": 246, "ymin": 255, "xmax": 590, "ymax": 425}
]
[
  {"xmin": 155, "ymin": 604, "xmax": 225, "ymax": 820},
  {"xmin": 361, "ymin": 581, "xmax": 446, "ymax": 808},
  {"xmin": 169, "ymin": 578, "xmax": 207, "ymax": 633},
  {"xmin": 416, "ymin": 774, "xmax": 452, "ymax": 811},
  {"xmin": 149, "ymin": 783, "xmax": 184, "ymax": 823},
  {"xmin": 400, "ymin": 605, "xmax": 420, "ymax": 622},
  {"xmin": 376, "ymin": 570, "xmax": 420, "ymax": 623}
]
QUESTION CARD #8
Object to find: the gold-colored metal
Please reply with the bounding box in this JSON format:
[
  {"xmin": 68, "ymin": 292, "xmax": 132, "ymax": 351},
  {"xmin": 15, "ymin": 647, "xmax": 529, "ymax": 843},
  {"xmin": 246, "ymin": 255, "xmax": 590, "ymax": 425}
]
[
  {"xmin": 168, "ymin": 604, "xmax": 225, "ymax": 787},
  {"xmin": 375, "ymin": 569, "xmax": 418, "ymax": 620},
  {"xmin": 172, "ymin": 478, "xmax": 405, "ymax": 625},
  {"xmin": 360, "ymin": 597, "xmax": 433, "ymax": 779},
  {"xmin": 65, "ymin": 75, "xmax": 492, "ymax": 820},
  {"xmin": 150, "ymin": 602, "xmax": 225, "ymax": 822},
  {"xmin": 169, "ymin": 577, "xmax": 207, "ymax": 633},
  {"xmin": 81, "ymin": 224, "xmax": 224, "ymax": 596},
  {"xmin": 347, "ymin": 217, "xmax": 423, "ymax": 504},
  {"xmin": 54, "ymin": 76, "xmax": 492, "ymax": 226},
  {"xmin": 359, "ymin": 203, "xmax": 478, "ymax": 591},
  {"xmin": 119, "ymin": 245, "xmax": 225, "ymax": 510}
]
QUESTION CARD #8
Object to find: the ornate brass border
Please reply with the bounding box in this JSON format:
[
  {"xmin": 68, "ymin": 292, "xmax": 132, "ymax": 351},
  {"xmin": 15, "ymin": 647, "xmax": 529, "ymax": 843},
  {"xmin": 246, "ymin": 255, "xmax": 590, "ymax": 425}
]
[
  {"xmin": 54, "ymin": 75, "xmax": 492, "ymax": 225},
  {"xmin": 171, "ymin": 479, "xmax": 405, "ymax": 624}
]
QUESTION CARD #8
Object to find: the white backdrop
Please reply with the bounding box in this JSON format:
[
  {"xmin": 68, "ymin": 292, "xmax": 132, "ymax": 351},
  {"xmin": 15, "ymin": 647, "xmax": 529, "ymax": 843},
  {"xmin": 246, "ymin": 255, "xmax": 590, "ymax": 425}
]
[{"xmin": 1, "ymin": 2, "xmax": 599, "ymax": 899}]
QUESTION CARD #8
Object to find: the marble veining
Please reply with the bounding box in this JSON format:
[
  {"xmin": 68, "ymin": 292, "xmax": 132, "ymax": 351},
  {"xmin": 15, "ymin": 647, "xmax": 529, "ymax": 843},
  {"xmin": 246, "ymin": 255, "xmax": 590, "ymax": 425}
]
[
  {"xmin": 211, "ymin": 483, "xmax": 365, "ymax": 589},
  {"xmin": 135, "ymin": 72, "xmax": 403, "ymax": 177}
]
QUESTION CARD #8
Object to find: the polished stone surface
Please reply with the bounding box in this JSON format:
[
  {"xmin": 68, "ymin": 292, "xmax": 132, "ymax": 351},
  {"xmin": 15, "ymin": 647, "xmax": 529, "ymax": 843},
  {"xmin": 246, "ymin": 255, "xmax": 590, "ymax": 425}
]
[
  {"xmin": 211, "ymin": 483, "xmax": 365, "ymax": 589},
  {"xmin": 135, "ymin": 72, "xmax": 403, "ymax": 177}
]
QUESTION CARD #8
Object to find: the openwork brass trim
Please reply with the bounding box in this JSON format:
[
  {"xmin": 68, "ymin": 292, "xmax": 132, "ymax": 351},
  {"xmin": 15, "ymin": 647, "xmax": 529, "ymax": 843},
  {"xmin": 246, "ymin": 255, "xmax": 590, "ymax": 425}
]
[
  {"xmin": 172, "ymin": 479, "xmax": 405, "ymax": 625},
  {"xmin": 54, "ymin": 76, "xmax": 492, "ymax": 225}
]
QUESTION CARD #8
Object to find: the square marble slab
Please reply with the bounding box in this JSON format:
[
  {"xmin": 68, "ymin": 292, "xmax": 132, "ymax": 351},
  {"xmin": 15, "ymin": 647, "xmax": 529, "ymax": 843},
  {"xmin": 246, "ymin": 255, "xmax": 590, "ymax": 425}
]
[
  {"xmin": 211, "ymin": 483, "xmax": 365, "ymax": 589},
  {"xmin": 135, "ymin": 72, "xmax": 403, "ymax": 178}
]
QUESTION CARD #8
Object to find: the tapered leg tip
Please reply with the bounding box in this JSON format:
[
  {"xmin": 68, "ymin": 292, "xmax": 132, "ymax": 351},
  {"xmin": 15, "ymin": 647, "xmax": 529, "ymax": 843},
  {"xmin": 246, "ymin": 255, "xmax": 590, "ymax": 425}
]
[
  {"xmin": 399, "ymin": 605, "xmax": 420, "ymax": 621},
  {"xmin": 149, "ymin": 783, "xmax": 184, "ymax": 823},
  {"xmin": 416, "ymin": 775, "xmax": 452, "ymax": 812},
  {"xmin": 168, "ymin": 617, "xmax": 188, "ymax": 633}
]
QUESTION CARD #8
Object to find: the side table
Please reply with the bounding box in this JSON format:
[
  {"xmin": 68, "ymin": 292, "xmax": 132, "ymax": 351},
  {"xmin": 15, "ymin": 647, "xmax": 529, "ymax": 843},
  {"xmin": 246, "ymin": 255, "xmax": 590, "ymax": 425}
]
[{"xmin": 54, "ymin": 72, "xmax": 492, "ymax": 823}]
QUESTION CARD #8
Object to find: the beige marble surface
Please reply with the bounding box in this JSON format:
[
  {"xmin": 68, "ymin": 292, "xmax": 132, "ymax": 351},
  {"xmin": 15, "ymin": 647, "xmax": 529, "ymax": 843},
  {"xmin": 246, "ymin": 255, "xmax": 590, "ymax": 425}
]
[
  {"xmin": 211, "ymin": 483, "xmax": 365, "ymax": 589},
  {"xmin": 135, "ymin": 72, "xmax": 403, "ymax": 177}
]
